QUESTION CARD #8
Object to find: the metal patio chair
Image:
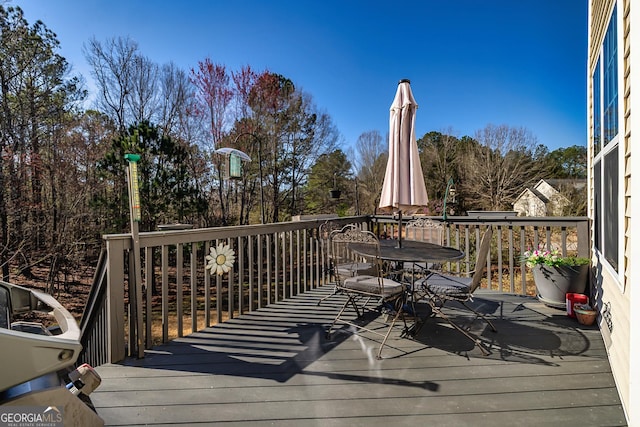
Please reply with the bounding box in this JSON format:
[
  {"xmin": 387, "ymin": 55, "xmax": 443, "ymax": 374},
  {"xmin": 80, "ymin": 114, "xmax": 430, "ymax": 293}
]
[
  {"xmin": 404, "ymin": 217, "xmax": 445, "ymax": 274},
  {"xmin": 317, "ymin": 222, "xmax": 375, "ymax": 306},
  {"xmin": 325, "ymin": 226, "xmax": 408, "ymax": 359},
  {"xmin": 415, "ymin": 226, "xmax": 497, "ymax": 355},
  {"xmin": 405, "ymin": 217, "xmax": 444, "ymax": 245}
]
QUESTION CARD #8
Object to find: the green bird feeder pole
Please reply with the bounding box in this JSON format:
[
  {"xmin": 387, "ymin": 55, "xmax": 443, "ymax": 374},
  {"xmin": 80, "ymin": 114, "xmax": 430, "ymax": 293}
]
[{"xmin": 124, "ymin": 153, "xmax": 144, "ymax": 359}]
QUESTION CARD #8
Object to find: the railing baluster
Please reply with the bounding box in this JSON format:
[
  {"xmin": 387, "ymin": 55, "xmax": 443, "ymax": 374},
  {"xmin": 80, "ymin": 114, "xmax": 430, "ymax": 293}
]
[
  {"xmin": 520, "ymin": 227, "xmax": 527, "ymax": 295},
  {"xmin": 204, "ymin": 241, "xmax": 211, "ymax": 327},
  {"xmin": 161, "ymin": 244, "xmax": 169, "ymax": 343},
  {"xmin": 288, "ymin": 230, "xmax": 300, "ymax": 297},
  {"xmin": 464, "ymin": 226, "xmax": 470, "ymax": 276},
  {"xmin": 497, "ymin": 225, "xmax": 503, "ymax": 292},
  {"xmin": 258, "ymin": 235, "xmax": 263, "ymax": 309},
  {"xmin": 485, "ymin": 226, "xmax": 492, "ymax": 287},
  {"xmin": 215, "ymin": 238, "xmax": 223, "ymax": 324},
  {"xmin": 176, "ymin": 243, "xmax": 183, "ymax": 337},
  {"xmin": 508, "ymin": 226, "xmax": 515, "ymax": 293},
  {"xmin": 281, "ymin": 232, "xmax": 286, "ymax": 299},
  {"xmin": 238, "ymin": 236, "xmax": 245, "ymax": 315},
  {"xmin": 145, "ymin": 246, "xmax": 153, "ymax": 348},
  {"xmin": 315, "ymin": 229, "xmax": 321, "ymax": 288},
  {"xmin": 266, "ymin": 234, "xmax": 272, "ymax": 305},
  {"xmin": 302, "ymin": 230, "xmax": 313, "ymax": 292},
  {"xmin": 274, "ymin": 232, "xmax": 280, "ymax": 301},
  {"xmin": 227, "ymin": 238, "xmax": 234, "ymax": 321},
  {"xmin": 248, "ymin": 235, "xmax": 254, "ymax": 311},
  {"xmin": 281, "ymin": 232, "xmax": 285, "ymax": 299},
  {"xmin": 298, "ymin": 230, "xmax": 303, "ymax": 294},
  {"xmin": 454, "ymin": 225, "xmax": 461, "ymax": 273},
  {"xmin": 190, "ymin": 242, "xmax": 197, "ymax": 333}
]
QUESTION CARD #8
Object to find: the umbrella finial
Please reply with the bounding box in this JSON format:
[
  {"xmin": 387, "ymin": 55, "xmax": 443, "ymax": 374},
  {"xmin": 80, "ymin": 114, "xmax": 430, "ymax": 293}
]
[{"xmin": 398, "ymin": 78, "xmax": 411, "ymax": 85}]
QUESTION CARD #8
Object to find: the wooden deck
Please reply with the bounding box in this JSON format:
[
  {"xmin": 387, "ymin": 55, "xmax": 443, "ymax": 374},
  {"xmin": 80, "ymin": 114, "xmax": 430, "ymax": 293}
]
[{"xmin": 91, "ymin": 286, "xmax": 627, "ymax": 426}]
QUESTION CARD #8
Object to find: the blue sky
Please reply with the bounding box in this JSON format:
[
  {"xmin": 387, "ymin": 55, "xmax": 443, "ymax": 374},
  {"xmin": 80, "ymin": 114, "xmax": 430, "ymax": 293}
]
[{"xmin": 16, "ymin": 0, "xmax": 587, "ymax": 151}]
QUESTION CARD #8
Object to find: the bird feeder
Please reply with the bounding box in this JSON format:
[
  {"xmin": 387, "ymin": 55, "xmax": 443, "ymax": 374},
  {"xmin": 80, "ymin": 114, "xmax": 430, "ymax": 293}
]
[
  {"xmin": 329, "ymin": 173, "xmax": 341, "ymax": 200},
  {"xmin": 215, "ymin": 147, "xmax": 251, "ymax": 181},
  {"xmin": 229, "ymin": 153, "xmax": 242, "ymax": 180}
]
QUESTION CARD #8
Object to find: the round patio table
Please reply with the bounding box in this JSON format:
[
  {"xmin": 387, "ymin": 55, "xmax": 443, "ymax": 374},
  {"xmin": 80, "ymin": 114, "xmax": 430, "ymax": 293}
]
[
  {"xmin": 348, "ymin": 239, "xmax": 464, "ymax": 263},
  {"xmin": 348, "ymin": 239, "xmax": 465, "ymax": 338}
]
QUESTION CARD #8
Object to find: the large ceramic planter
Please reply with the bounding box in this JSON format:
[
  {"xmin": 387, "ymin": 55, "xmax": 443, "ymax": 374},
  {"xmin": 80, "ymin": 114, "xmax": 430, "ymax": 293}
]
[{"xmin": 532, "ymin": 264, "xmax": 589, "ymax": 308}]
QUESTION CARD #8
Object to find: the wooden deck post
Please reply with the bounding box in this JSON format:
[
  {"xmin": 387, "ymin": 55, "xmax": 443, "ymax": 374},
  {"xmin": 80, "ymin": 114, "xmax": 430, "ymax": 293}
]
[{"xmin": 105, "ymin": 238, "xmax": 126, "ymax": 363}]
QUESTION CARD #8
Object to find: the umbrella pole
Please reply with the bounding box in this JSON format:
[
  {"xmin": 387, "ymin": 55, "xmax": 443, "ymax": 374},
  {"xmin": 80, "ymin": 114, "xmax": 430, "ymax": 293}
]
[{"xmin": 397, "ymin": 211, "xmax": 403, "ymax": 248}]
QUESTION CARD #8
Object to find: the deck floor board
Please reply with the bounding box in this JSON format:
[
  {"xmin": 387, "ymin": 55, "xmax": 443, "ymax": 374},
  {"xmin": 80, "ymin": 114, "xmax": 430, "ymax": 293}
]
[{"xmin": 92, "ymin": 287, "xmax": 627, "ymax": 426}]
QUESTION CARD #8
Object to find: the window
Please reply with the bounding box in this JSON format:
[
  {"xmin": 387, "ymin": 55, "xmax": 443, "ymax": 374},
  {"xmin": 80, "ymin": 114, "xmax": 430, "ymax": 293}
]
[
  {"xmin": 603, "ymin": 7, "xmax": 618, "ymax": 146},
  {"xmin": 592, "ymin": 5, "xmax": 619, "ymax": 272}
]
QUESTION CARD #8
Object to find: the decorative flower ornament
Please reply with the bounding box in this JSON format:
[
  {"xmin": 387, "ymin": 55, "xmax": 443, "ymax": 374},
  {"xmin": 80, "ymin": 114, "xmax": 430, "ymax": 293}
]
[{"xmin": 205, "ymin": 244, "xmax": 236, "ymax": 275}]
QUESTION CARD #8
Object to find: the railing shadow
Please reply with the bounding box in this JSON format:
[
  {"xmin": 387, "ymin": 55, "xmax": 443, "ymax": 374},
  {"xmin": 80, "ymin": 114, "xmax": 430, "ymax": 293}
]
[
  {"xmin": 112, "ymin": 288, "xmax": 435, "ymax": 390},
  {"xmin": 107, "ymin": 289, "xmax": 601, "ymax": 398}
]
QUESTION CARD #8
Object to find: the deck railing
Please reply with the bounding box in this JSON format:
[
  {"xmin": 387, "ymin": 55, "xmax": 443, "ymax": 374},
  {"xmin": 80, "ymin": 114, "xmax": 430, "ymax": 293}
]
[
  {"xmin": 375, "ymin": 215, "xmax": 590, "ymax": 293},
  {"xmin": 80, "ymin": 215, "xmax": 588, "ymax": 365}
]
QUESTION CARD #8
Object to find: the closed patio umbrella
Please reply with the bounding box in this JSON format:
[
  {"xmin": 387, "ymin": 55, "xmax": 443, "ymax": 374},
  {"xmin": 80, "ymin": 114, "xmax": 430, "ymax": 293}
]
[{"xmin": 378, "ymin": 79, "xmax": 429, "ymax": 247}]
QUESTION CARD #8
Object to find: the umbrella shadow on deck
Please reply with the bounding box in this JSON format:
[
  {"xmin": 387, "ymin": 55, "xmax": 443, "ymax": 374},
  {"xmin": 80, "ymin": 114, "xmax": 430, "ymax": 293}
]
[{"xmin": 413, "ymin": 296, "xmax": 593, "ymax": 365}]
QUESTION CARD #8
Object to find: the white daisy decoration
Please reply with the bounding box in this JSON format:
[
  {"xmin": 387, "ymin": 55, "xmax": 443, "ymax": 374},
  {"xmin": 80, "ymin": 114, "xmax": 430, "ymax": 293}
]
[{"xmin": 205, "ymin": 244, "xmax": 236, "ymax": 275}]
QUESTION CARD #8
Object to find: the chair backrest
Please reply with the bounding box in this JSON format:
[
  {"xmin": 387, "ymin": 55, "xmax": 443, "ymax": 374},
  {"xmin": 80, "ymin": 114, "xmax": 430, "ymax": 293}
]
[
  {"xmin": 469, "ymin": 226, "xmax": 493, "ymax": 293},
  {"xmin": 405, "ymin": 218, "xmax": 443, "ymax": 245},
  {"xmin": 330, "ymin": 225, "xmax": 383, "ymax": 282}
]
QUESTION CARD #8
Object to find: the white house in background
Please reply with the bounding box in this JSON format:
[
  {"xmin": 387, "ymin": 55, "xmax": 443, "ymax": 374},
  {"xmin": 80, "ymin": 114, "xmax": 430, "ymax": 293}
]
[
  {"xmin": 513, "ymin": 179, "xmax": 571, "ymax": 216},
  {"xmin": 587, "ymin": 1, "xmax": 638, "ymax": 424}
]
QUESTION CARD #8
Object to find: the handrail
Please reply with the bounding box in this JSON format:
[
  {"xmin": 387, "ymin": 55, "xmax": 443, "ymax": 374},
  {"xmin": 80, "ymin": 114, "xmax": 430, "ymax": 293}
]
[{"xmin": 77, "ymin": 248, "xmax": 109, "ymax": 368}]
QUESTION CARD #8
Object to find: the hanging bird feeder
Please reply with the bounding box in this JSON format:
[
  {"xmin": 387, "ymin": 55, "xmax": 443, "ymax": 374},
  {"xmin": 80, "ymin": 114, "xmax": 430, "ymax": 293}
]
[
  {"xmin": 329, "ymin": 173, "xmax": 341, "ymax": 200},
  {"xmin": 215, "ymin": 147, "xmax": 251, "ymax": 180}
]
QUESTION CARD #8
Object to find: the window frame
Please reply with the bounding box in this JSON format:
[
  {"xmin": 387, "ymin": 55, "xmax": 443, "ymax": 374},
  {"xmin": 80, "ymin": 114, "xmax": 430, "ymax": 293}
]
[{"xmin": 591, "ymin": 3, "xmax": 622, "ymax": 281}]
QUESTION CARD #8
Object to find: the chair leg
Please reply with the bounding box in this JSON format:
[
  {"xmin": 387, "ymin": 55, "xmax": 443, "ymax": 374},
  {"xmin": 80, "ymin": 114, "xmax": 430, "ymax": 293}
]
[
  {"xmin": 326, "ymin": 297, "xmax": 353, "ymax": 339},
  {"xmin": 376, "ymin": 303, "xmax": 404, "ymax": 360},
  {"xmin": 317, "ymin": 285, "xmax": 339, "ymax": 306}
]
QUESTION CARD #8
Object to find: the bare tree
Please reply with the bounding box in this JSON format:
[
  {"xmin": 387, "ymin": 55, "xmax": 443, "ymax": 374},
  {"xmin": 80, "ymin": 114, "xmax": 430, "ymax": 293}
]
[
  {"xmin": 189, "ymin": 57, "xmax": 233, "ymax": 223},
  {"xmin": 461, "ymin": 124, "xmax": 541, "ymax": 211},
  {"xmin": 354, "ymin": 130, "xmax": 386, "ymax": 214},
  {"xmin": 418, "ymin": 128, "xmax": 461, "ymax": 211},
  {"xmin": 231, "ymin": 65, "xmax": 258, "ymax": 121},
  {"xmin": 190, "ymin": 57, "xmax": 233, "ymax": 148},
  {"xmin": 127, "ymin": 53, "xmax": 159, "ymax": 124},
  {"xmin": 283, "ymin": 92, "xmax": 339, "ymax": 217},
  {"xmin": 157, "ymin": 62, "xmax": 190, "ymax": 137},
  {"xmin": 84, "ymin": 36, "xmax": 138, "ymax": 131}
]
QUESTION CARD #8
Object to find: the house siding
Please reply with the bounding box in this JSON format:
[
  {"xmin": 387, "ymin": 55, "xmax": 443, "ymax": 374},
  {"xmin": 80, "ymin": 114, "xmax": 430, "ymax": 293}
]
[
  {"xmin": 512, "ymin": 179, "xmax": 571, "ymax": 216},
  {"xmin": 588, "ymin": 0, "xmax": 637, "ymax": 424},
  {"xmin": 513, "ymin": 188, "xmax": 546, "ymax": 216},
  {"xmin": 625, "ymin": 0, "xmax": 640, "ymax": 423},
  {"xmin": 587, "ymin": 0, "xmax": 640, "ymax": 425}
]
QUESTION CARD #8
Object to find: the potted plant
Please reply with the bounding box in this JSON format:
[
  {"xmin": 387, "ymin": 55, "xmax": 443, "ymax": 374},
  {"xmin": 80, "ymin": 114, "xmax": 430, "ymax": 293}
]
[{"xmin": 522, "ymin": 246, "xmax": 590, "ymax": 308}]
